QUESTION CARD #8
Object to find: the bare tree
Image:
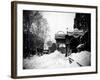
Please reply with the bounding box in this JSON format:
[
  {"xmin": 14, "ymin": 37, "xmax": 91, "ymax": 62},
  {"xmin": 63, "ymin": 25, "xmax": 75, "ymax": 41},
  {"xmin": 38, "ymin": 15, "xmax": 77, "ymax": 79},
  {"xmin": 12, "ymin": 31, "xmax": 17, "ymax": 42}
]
[{"xmin": 23, "ymin": 10, "xmax": 49, "ymax": 58}]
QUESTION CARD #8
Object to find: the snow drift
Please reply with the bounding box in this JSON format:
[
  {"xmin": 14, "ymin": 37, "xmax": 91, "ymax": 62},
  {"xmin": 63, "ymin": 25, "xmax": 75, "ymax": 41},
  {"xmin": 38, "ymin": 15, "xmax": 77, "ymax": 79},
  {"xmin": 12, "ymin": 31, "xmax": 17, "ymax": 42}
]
[{"xmin": 23, "ymin": 50, "xmax": 90, "ymax": 69}]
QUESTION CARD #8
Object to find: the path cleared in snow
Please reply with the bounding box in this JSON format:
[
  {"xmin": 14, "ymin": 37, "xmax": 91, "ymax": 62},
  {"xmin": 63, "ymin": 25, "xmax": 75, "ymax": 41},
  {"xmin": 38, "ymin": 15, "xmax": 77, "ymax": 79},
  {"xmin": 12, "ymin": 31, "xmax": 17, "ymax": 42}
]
[{"xmin": 23, "ymin": 50, "xmax": 90, "ymax": 69}]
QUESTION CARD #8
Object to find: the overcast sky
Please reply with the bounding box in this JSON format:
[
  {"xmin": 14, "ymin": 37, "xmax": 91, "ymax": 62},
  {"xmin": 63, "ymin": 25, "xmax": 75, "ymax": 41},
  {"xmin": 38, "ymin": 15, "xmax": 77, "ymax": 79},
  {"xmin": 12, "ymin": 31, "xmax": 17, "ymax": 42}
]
[{"xmin": 42, "ymin": 11, "xmax": 75, "ymax": 43}]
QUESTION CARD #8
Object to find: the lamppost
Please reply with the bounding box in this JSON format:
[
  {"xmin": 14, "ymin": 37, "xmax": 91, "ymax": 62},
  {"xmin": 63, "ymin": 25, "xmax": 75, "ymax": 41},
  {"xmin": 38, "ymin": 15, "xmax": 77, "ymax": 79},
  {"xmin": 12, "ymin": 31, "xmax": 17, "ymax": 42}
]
[
  {"xmin": 65, "ymin": 27, "xmax": 73, "ymax": 57},
  {"xmin": 66, "ymin": 28, "xmax": 68, "ymax": 35}
]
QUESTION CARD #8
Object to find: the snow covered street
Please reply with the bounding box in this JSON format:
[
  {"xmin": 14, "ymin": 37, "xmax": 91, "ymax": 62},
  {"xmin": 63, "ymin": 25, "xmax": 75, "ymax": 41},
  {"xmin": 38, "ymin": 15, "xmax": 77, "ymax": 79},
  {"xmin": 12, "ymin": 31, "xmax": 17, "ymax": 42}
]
[{"xmin": 23, "ymin": 50, "xmax": 91, "ymax": 69}]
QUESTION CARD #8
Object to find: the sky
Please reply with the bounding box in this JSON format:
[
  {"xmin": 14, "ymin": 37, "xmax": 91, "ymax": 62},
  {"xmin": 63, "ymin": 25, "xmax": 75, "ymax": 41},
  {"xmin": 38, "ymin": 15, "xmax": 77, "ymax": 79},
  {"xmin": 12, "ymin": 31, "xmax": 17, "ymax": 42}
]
[{"xmin": 42, "ymin": 11, "xmax": 75, "ymax": 43}]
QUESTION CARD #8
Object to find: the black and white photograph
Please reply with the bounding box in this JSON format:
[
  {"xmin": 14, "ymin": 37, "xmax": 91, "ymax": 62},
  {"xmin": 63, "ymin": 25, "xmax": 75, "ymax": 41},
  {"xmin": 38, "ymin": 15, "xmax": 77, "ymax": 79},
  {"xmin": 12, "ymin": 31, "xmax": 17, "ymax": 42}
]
[
  {"xmin": 11, "ymin": 1, "xmax": 97, "ymax": 78},
  {"xmin": 23, "ymin": 11, "xmax": 91, "ymax": 69}
]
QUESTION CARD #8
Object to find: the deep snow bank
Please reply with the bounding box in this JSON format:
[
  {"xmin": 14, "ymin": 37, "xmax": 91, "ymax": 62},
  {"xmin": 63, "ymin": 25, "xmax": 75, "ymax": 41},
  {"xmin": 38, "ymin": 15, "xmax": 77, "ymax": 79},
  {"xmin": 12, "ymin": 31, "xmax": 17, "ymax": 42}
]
[{"xmin": 23, "ymin": 50, "xmax": 90, "ymax": 69}]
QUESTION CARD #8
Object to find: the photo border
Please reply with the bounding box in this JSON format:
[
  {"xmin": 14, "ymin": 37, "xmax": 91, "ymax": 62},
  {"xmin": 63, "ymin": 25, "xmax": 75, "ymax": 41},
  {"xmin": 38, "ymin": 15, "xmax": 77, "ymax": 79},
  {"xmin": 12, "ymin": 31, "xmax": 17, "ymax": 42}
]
[{"xmin": 11, "ymin": 1, "xmax": 98, "ymax": 79}]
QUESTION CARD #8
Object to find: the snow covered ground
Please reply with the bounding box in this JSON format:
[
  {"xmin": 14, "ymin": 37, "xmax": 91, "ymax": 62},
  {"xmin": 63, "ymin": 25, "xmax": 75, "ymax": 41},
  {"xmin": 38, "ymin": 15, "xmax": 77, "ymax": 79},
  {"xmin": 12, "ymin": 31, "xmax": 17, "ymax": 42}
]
[
  {"xmin": 69, "ymin": 51, "xmax": 91, "ymax": 66},
  {"xmin": 23, "ymin": 50, "xmax": 91, "ymax": 69}
]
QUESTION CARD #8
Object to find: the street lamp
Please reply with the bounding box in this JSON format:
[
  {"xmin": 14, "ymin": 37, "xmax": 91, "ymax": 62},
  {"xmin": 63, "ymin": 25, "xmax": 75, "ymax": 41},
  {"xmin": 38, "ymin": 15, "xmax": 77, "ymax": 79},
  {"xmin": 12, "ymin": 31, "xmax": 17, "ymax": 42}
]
[{"xmin": 66, "ymin": 27, "xmax": 68, "ymax": 35}]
